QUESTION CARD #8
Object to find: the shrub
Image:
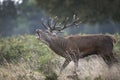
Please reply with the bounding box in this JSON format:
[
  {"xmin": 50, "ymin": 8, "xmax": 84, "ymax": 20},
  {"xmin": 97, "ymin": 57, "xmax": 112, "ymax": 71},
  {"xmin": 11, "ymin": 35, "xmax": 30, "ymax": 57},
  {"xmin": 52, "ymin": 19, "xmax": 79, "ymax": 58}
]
[
  {"xmin": 0, "ymin": 34, "xmax": 120, "ymax": 79},
  {"xmin": 0, "ymin": 36, "xmax": 24, "ymax": 63},
  {"xmin": 0, "ymin": 35, "xmax": 59, "ymax": 76}
]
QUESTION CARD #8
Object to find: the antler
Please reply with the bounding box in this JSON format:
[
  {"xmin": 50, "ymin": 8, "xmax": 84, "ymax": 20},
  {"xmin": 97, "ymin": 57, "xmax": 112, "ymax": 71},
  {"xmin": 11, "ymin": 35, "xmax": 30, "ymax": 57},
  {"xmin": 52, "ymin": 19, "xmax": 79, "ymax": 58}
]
[
  {"xmin": 59, "ymin": 15, "xmax": 81, "ymax": 31},
  {"xmin": 40, "ymin": 15, "xmax": 81, "ymax": 32}
]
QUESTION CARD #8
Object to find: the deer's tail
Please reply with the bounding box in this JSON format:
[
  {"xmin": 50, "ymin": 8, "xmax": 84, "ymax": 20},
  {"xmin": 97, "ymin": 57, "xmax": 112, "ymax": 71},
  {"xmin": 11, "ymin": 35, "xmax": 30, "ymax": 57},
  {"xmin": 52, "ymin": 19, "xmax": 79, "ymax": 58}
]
[
  {"xmin": 112, "ymin": 37, "xmax": 116, "ymax": 43},
  {"xmin": 109, "ymin": 35, "xmax": 116, "ymax": 44}
]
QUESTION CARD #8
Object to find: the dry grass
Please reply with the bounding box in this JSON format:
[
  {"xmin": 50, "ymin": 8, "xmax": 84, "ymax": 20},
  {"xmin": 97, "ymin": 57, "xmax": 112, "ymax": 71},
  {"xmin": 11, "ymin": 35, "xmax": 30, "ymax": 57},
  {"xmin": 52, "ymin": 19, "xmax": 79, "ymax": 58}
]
[
  {"xmin": 0, "ymin": 56, "xmax": 120, "ymax": 80},
  {"xmin": 0, "ymin": 61, "xmax": 44, "ymax": 80},
  {"xmin": 58, "ymin": 55, "xmax": 120, "ymax": 80},
  {"xmin": 0, "ymin": 34, "xmax": 120, "ymax": 80}
]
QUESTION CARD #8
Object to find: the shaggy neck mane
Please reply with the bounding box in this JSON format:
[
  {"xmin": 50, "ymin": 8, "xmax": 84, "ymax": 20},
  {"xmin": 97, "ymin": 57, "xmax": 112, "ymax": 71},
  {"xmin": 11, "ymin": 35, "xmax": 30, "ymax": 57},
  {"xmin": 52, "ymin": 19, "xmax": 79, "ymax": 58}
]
[{"xmin": 48, "ymin": 36, "xmax": 68, "ymax": 57}]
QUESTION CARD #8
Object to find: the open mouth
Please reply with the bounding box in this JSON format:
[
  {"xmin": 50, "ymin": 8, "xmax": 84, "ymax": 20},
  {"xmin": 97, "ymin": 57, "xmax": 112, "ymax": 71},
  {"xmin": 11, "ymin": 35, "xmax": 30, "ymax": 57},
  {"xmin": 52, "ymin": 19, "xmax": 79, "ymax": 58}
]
[{"xmin": 36, "ymin": 29, "xmax": 41, "ymax": 39}]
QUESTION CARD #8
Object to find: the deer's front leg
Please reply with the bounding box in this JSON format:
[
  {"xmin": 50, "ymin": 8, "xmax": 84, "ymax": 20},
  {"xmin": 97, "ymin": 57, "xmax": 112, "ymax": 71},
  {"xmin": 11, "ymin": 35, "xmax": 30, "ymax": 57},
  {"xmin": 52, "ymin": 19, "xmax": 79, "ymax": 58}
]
[
  {"xmin": 73, "ymin": 59, "xmax": 79, "ymax": 75},
  {"xmin": 60, "ymin": 59, "xmax": 71, "ymax": 74}
]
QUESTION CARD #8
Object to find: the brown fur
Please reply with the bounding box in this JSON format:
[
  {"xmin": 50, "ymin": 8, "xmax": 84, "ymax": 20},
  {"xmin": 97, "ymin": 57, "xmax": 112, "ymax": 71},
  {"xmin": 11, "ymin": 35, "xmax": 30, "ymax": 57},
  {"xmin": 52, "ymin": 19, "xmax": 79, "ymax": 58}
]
[
  {"xmin": 36, "ymin": 29, "xmax": 118, "ymax": 72},
  {"xmin": 48, "ymin": 34, "xmax": 118, "ymax": 72}
]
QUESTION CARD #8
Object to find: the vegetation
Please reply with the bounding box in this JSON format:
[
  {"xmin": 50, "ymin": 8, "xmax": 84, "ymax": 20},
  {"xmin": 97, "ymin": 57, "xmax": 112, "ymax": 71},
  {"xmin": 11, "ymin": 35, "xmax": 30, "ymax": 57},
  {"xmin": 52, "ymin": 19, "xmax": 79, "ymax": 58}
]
[
  {"xmin": 1, "ymin": 0, "xmax": 120, "ymax": 37},
  {"xmin": 0, "ymin": 0, "xmax": 45, "ymax": 37},
  {"xmin": 0, "ymin": 0, "xmax": 120, "ymax": 79},
  {"xmin": 0, "ymin": 35, "xmax": 60, "ymax": 80},
  {"xmin": 0, "ymin": 34, "xmax": 120, "ymax": 80},
  {"xmin": 0, "ymin": 0, "xmax": 17, "ymax": 36},
  {"xmin": 35, "ymin": 0, "xmax": 120, "ymax": 23}
]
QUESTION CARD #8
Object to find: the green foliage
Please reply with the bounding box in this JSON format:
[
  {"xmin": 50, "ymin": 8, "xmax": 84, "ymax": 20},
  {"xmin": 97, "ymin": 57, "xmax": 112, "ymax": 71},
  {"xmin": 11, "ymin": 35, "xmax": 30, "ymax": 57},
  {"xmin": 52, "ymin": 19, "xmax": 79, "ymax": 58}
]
[
  {"xmin": 0, "ymin": 0, "xmax": 17, "ymax": 36},
  {"xmin": 0, "ymin": 34, "xmax": 120, "ymax": 80},
  {"xmin": 94, "ymin": 76, "xmax": 102, "ymax": 80},
  {"xmin": 45, "ymin": 72, "xmax": 58, "ymax": 80},
  {"xmin": 0, "ymin": 35, "xmax": 59, "ymax": 76},
  {"xmin": 35, "ymin": 0, "xmax": 120, "ymax": 23},
  {"xmin": 113, "ymin": 33, "xmax": 120, "ymax": 59},
  {"xmin": 0, "ymin": 36, "xmax": 24, "ymax": 63}
]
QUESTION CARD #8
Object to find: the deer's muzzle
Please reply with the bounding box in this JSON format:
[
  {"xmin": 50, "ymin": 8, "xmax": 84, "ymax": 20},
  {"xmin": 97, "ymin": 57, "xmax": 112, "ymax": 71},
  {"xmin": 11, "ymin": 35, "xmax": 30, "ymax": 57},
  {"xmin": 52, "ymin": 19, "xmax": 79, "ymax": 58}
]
[{"xmin": 36, "ymin": 29, "xmax": 42, "ymax": 39}]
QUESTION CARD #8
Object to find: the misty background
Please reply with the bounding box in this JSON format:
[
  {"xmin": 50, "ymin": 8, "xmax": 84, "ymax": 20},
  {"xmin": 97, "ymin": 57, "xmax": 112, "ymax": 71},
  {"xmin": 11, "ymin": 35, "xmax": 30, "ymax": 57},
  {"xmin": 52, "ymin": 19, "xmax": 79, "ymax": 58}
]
[{"xmin": 0, "ymin": 0, "xmax": 120, "ymax": 37}]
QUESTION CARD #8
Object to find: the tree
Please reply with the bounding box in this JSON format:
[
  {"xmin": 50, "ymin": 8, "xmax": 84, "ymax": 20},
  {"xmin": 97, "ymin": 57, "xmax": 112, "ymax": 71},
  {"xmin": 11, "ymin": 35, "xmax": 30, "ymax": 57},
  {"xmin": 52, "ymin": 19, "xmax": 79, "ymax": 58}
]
[
  {"xmin": 16, "ymin": 0, "xmax": 46, "ymax": 35},
  {"xmin": 0, "ymin": 0, "xmax": 17, "ymax": 36},
  {"xmin": 35, "ymin": 0, "xmax": 120, "ymax": 23}
]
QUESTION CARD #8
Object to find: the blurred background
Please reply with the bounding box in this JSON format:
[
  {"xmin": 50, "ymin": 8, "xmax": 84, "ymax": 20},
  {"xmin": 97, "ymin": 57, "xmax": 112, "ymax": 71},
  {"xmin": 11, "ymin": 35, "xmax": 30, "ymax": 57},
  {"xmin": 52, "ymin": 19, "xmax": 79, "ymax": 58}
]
[
  {"xmin": 0, "ymin": 0, "xmax": 120, "ymax": 80},
  {"xmin": 0, "ymin": 0, "xmax": 120, "ymax": 37}
]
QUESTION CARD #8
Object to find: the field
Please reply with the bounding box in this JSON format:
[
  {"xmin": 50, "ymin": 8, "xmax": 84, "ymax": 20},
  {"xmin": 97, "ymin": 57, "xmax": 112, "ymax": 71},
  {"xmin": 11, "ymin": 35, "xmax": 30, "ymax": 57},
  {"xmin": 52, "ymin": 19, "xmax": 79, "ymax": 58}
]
[{"xmin": 0, "ymin": 34, "xmax": 120, "ymax": 80}]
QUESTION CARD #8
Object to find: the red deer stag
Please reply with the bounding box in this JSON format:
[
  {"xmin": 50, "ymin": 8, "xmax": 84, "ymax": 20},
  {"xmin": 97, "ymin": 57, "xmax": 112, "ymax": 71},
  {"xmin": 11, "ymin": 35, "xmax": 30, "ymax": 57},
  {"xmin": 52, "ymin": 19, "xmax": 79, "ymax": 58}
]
[{"xmin": 36, "ymin": 16, "xmax": 118, "ymax": 74}]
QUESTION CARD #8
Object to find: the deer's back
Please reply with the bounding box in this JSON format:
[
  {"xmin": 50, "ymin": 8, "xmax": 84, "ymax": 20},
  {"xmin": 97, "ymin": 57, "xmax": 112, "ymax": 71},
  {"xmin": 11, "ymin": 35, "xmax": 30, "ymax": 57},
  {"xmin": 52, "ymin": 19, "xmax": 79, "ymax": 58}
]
[{"xmin": 67, "ymin": 34, "xmax": 115, "ymax": 53}]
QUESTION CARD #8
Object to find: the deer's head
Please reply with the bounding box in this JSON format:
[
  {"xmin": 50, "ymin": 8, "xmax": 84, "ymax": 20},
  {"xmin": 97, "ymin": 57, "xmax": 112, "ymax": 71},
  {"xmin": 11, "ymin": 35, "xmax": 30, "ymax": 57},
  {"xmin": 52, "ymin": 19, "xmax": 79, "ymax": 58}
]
[
  {"xmin": 36, "ymin": 15, "xmax": 81, "ymax": 45},
  {"xmin": 36, "ymin": 29, "xmax": 57, "ymax": 45}
]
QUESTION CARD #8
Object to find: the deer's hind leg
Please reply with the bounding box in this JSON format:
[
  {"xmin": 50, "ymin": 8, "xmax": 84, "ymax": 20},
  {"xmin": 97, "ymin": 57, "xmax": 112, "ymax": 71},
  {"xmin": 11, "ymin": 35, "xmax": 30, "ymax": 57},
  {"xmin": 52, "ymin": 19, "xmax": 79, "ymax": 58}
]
[
  {"xmin": 109, "ymin": 52, "xmax": 118, "ymax": 63},
  {"xmin": 100, "ymin": 50, "xmax": 118, "ymax": 66},
  {"xmin": 101, "ymin": 54, "xmax": 112, "ymax": 65}
]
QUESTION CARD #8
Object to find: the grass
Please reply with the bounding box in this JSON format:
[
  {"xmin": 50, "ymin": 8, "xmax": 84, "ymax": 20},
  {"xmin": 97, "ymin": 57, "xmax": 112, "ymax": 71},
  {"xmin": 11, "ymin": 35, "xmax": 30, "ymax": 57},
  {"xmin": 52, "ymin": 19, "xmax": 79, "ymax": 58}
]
[
  {"xmin": 0, "ymin": 62, "xmax": 45, "ymax": 80},
  {"xmin": 0, "ymin": 34, "xmax": 120, "ymax": 80}
]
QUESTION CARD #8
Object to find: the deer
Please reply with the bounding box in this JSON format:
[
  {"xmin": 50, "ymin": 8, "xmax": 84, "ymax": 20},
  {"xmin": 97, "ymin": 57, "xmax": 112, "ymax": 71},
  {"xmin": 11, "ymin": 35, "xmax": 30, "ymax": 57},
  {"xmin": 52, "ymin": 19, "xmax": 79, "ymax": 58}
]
[{"xmin": 36, "ymin": 16, "xmax": 118, "ymax": 74}]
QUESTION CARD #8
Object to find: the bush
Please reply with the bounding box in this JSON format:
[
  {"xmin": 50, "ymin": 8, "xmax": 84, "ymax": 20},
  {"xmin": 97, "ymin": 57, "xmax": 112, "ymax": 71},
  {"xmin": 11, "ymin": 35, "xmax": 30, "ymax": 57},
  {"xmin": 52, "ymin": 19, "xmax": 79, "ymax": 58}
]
[
  {"xmin": 0, "ymin": 36, "xmax": 24, "ymax": 63},
  {"xmin": 0, "ymin": 34, "xmax": 120, "ymax": 79},
  {"xmin": 0, "ymin": 35, "xmax": 59, "ymax": 76}
]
